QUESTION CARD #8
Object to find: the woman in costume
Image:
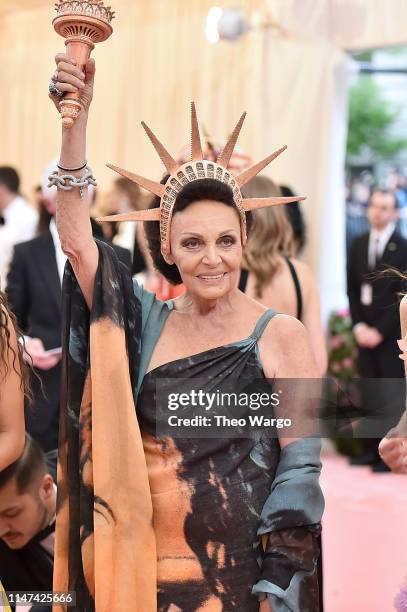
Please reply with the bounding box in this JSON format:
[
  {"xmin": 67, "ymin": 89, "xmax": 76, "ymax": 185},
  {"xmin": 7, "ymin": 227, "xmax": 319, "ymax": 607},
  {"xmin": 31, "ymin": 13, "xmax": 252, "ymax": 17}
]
[
  {"xmin": 240, "ymin": 176, "xmax": 327, "ymax": 375},
  {"xmin": 49, "ymin": 54, "xmax": 324, "ymax": 612}
]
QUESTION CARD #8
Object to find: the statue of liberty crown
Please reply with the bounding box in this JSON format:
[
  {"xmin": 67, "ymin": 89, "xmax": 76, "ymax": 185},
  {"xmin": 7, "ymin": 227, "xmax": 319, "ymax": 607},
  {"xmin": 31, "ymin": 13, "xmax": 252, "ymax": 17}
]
[{"xmin": 99, "ymin": 102, "xmax": 305, "ymax": 255}]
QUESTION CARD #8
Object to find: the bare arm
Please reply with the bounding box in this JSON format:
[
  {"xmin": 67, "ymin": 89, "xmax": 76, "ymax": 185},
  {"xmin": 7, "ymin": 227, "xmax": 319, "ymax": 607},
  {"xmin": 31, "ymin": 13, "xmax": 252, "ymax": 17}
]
[
  {"xmin": 260, "ymin": 314, "xmax": 320, "ymax": 449},
  {"xmin": 51, "ymin": 54, "xmax": 99, "ymax": 308},
  {"xmin": 256, "ymin": 315, "xmax": 323, "ymax": 612},
  {"xmin": 0, "ymin": 310, "xmax": 25, "ymax": 470},
  {"xmin": 294, "ymin": 260, "xmax": 327, "ymax": 376}
]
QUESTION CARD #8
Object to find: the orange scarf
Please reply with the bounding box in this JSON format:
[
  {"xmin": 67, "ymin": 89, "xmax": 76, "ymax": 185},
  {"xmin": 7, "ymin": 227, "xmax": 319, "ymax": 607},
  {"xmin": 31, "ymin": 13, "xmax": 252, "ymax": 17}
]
[{"xmin": 53, "ymin": 242, "xmax": 156, "ymax": 611}]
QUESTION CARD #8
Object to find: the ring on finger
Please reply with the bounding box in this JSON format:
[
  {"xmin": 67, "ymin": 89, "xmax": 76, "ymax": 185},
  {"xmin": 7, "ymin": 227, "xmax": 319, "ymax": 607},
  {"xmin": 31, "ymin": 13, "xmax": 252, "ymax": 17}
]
[
  {"xmin": 49, "ymin": 81, "xmax": 64, "ymax": 98},
  {"xmin": 51, "ymin": 70, "xmax": 58, "ymax": 83}
]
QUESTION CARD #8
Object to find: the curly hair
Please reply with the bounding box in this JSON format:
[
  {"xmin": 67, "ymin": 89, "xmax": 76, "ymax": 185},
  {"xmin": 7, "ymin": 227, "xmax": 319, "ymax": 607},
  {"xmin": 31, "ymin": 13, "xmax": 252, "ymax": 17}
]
[
  {"xmin": 0, "ymin": 291, "xmax": 32, "ymax": 403},
  {"xmin": 144, "ymin": 177, "xmax": 252, "ymax": 284}
]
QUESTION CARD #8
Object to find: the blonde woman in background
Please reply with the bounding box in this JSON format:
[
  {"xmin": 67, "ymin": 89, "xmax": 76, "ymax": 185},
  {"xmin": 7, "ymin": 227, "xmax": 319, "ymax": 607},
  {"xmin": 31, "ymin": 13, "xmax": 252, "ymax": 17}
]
[{"xmin": 241, "ymin": 176, "xmax": 327, "ymax": 375}]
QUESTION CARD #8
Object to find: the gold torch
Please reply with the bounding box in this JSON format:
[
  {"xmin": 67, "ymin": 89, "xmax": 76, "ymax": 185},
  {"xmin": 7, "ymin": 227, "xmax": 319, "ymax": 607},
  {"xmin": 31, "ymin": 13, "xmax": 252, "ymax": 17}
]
[{"xmin": 53, "ymin": 0, "xmax": 115, "ymax": 128}]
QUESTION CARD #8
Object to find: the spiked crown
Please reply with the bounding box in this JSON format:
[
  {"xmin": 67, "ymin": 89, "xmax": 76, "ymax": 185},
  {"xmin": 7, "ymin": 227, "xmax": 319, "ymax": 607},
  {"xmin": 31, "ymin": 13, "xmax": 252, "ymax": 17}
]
[{"xmin": 99, "ymin": 103, "xmax": 305, "ymax": 255}]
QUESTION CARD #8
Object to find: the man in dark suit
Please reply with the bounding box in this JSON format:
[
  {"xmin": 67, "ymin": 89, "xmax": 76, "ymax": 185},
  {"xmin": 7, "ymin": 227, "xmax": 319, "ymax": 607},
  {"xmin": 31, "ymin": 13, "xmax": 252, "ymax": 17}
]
[
  {"xmin": 6, "ymin": 210, "xmax": 131, "ymax": 452},
  {"xmin": 0, "ymin": 435, "xmax": 57, "ymax": 611},
  {"xmin": 347, "ymin": 188, "xmax": 407, "ymax": 470}
]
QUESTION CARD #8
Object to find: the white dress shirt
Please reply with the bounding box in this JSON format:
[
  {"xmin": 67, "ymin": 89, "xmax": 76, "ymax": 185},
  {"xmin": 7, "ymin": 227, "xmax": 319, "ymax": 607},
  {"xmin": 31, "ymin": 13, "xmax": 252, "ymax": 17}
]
[
  {"xmin": 0, "ymin": 196, "xmax": 38, "ymax": 290},
  {"xmin": 368, "ymin": 222, "xmax": 395, "ymax": 269},
  {"xmin": 49, "ymin": 218, "xmax": 67, "ymax": 284},
  {"xmin": 353, "ymin": 222, "xmax": 397, "ymax": 328}
]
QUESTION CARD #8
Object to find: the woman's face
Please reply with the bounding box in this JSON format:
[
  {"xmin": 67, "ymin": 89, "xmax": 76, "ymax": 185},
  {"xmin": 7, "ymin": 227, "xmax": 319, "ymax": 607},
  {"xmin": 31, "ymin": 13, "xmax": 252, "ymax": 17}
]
[{"xmin": 167, "ymin": 200, "xmax": 242, "ymax": 300}]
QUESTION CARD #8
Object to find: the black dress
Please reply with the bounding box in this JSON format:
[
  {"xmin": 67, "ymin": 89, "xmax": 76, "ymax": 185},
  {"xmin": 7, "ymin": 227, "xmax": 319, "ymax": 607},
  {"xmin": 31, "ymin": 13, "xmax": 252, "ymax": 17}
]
[
  {"xmin": 136, "ymin": 306, "xmax": 323, "ymax": 611},
  {"xmin": 55, "ymin": 242, "xmax": 324, "ymax": 611}
]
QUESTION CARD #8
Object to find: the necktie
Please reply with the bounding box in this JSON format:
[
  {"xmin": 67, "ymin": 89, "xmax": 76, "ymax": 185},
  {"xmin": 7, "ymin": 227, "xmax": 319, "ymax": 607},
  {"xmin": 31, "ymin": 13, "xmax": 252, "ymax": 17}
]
[
  {"xmin": 373, "ymin": 237, "xmax": 380, "ymax": 268},
  {"xmin": 369, "ymin": 236, "xmax": 380, "ymax": 269}
]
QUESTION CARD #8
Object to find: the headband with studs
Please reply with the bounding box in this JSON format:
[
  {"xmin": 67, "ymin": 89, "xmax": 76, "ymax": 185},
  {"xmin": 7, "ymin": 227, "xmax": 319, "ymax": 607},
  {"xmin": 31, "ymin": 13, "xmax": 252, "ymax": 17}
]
[{"xmin": 98, "ymin": 102, "xmax": 305, "ymax": 255}]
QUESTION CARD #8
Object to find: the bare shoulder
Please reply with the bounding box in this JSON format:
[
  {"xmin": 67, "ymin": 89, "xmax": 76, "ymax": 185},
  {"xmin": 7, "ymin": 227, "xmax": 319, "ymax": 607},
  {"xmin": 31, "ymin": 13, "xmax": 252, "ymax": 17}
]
[
  {"xmin": 265, "ymin": 312, "xmax": 308, "ymax": 344},
  {"xmin": 259, "ymin": 313, "xmax": 316, "ymax": 377},
  {"xmin": 259, "ymin": 312, "xmax": 305, "ymax": 354},
  {"xmin": 290, "ymin": 258, "xmax": 317, "ymax": 292},
  {"xmin": 291, "ymin": 258, "xmax": 312, "ymax": 276}
]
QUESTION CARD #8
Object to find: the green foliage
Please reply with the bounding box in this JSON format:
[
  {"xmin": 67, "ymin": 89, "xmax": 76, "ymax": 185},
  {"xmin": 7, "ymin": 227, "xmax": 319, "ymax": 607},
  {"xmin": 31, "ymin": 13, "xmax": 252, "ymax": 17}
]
[
  {"xmin": 350, "ymin": 50, "xmax": 373, "ymax": 62},
  {"xmin": 327, "ymin": 309, "xmax": 358, "ymax": 379},
  {"xmin": 325, "ymin": 309, "xmax": 364, "ymax": 457},
  {"xmin": 347, "ymin": 76, "xmax": 407, "ymax": 159}
]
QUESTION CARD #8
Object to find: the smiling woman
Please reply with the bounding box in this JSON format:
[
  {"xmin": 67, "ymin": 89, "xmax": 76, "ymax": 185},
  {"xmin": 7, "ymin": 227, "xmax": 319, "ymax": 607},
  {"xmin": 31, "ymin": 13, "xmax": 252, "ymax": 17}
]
[
  {"xmin": 144, "ymin": 176, "xmax": 253, "ymax": 289},
  {"xmin": 51, "ymin": 49, "xmax": 324, "ymax": 612}
]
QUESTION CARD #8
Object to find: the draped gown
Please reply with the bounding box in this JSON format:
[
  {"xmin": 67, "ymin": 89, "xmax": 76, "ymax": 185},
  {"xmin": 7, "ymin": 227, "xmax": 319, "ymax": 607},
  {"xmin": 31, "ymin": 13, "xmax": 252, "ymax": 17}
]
[{"xmin": 54, "ymin": 241, "xmax": 324, "ymax": 612}]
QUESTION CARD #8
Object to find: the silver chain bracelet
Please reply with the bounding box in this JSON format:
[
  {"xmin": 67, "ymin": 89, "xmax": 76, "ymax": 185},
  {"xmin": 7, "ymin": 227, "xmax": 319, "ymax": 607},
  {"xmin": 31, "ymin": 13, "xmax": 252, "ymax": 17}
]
[{"xmin": 47, "ymin": 166, "xmax": 97, "ymax": 199}]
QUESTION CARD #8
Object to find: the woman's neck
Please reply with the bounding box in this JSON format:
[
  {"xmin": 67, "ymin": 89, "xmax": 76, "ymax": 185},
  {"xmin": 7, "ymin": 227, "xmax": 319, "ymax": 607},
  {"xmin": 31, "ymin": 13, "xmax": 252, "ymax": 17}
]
[{"xmin": 173, "ymin": 288, "xmax": 243, "ymax": 318}]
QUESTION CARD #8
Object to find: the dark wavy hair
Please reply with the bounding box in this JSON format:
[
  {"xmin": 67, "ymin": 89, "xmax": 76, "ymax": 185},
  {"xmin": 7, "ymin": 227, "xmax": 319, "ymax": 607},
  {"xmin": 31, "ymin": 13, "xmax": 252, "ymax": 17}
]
[
  {"xmin": 0, "ymin": 291, "xmax": 32, "ymax": 403},
  {"xmin": 144, "ymin": 177, "xmax": 252, "ymax": 284}
]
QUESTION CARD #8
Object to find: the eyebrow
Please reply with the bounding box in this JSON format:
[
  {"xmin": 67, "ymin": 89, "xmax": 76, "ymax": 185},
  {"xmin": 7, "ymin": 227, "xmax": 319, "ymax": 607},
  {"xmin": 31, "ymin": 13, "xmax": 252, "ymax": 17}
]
[
  {"xmin": 180, "ymin": 229, "xmax": 238, "ymax": 238},
  {"xmin": 0, "ymin": 505, "xmax": 20, "ymax": 516}
]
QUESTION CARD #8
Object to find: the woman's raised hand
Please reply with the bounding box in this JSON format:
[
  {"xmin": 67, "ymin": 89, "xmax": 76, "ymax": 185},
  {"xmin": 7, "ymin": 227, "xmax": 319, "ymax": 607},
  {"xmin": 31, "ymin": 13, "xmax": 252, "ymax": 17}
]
[{"xmin": 49, "ymin": 53, "xmax": 95, "ymax": 116}]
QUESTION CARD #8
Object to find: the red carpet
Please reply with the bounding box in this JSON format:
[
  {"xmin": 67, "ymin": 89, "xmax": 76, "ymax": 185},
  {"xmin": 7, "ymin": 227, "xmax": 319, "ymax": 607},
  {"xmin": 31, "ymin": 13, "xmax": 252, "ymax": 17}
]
[{"xmin": 321, "ymin": 455, "xmax": 407, "ymax": 611}]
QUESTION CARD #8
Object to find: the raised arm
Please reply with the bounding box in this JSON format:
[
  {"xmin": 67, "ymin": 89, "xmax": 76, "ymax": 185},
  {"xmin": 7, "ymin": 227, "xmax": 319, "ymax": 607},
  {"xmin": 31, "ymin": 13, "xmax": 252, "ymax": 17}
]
[{"xmin": 50, "ymin": 54, "xmax": 99, "ymax": 308}]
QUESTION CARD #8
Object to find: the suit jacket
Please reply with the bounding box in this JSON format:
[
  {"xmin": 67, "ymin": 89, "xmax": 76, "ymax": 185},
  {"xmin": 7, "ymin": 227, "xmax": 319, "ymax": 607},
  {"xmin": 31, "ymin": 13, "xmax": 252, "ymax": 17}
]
[
  {"xmin": 347, "ymin": 230, "xmax": 407, "ymax": 341},
  {"xmin": 5, "ymin": 230, "xmax": 131, "ymax": 451},
  {"xmin": 0, "ymin": 451, "xmax": 57, "ymax": 612}
]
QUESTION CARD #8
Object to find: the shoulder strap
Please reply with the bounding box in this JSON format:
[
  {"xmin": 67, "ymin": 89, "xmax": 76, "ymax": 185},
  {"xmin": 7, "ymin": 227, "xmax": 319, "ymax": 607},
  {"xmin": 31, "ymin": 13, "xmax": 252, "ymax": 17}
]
[
  {"xmin": 251, "ymin": 309, "xmax": 278, "ymax": 341},
  {"xmin": 238, "ymin": 268, "xmax": 249, "ymax": 292},
  {"xmin": 285, "ymin": 257, "xmax": 303, "ymax": 321}
]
